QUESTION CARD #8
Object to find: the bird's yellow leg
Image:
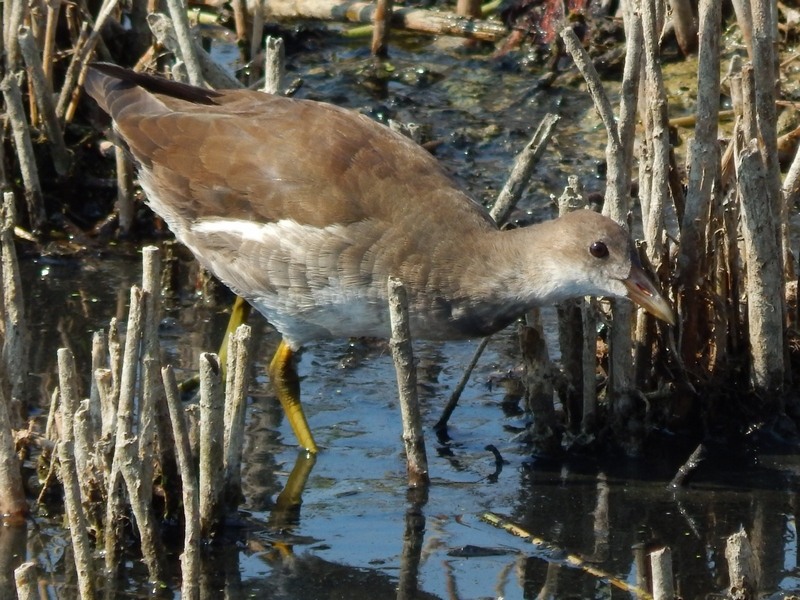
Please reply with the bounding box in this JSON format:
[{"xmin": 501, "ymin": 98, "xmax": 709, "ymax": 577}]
[
  {"xmin": 268, "ymin": 340, "xmax": 319, "ymax": 453},
  {"xmin": 219, "ymin": 296, "xmax": 252, "ymax": 374},
  {"xmin": 177, "ymin": 296, "xmax": 252, "ymax": 394}
]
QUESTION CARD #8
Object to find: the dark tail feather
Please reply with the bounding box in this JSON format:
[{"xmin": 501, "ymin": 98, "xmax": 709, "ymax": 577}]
[{"xmin": 85, "ymin": 63, "xmax": 222, "ymax": 113}]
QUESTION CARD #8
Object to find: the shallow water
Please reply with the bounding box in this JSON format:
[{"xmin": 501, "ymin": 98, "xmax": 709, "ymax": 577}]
[
  {"xmin": 18, "ymin": 247, "xmax": 800, "ymax": 599},
  {"xmin": 13, "ymin": 26, "xmax": 800, "ymax": 600}
]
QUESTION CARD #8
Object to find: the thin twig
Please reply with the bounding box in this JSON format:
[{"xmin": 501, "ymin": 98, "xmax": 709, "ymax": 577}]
[
  {"xmin": 434, "ymin": 336, "xmax": 490, "ymax": 433},
  {"xmin": 388, "ymin": 277, "xmax": 429, "ymax": 487},
  {"xmin": 490, "ymin": 113, "xmax": 559, "ymax": 224}
]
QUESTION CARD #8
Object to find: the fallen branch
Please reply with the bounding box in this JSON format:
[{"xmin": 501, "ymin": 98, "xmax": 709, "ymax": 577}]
[
  {"xmin": 266, "ymin": 0, "xmax": 507, "ymax": 42},
  {"xmin": 480, "ymin": 512, "xmax": 653, "ymax": 599}
]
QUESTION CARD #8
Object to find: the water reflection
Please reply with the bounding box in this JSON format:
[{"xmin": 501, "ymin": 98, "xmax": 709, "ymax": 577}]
[
  {"xmin": 515, "ymin": 455, "xmax": 799, "ymax": 598},
  {"xmin": 18, "ymin": 242, "xmax": 800, "ymax": 598}
]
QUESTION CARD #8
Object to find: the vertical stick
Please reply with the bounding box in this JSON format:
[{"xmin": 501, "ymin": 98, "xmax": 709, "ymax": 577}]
[
  {"xmin": 649, "ymin": 547, "xmax": 675, "ymax": 600},
  {"xmin": 263, "ymin": 36, "xmax": 285, "ymax": 94},
  {"xmin": 0, "ymin": 384, "xmax": 26, "ymax": 518},
  {"xmin": 725, "ymin": 529, "xmax": 758, "ymax": 597},
  {"xmin": 199, "ymin": 353, "xmax": 225, "ymax": 536},
  {"xmin": 229, "ymin": 0, "xmax": 248, "ymax": 48},
  {"xmin": 556, "ymin": 178, "xmax": 588, "ymax": 432},
  {"xmin": 57, "ymin": 348, "xmax": 80, "ymax": 445},
  {"xmin": 640, "ymin": 0, "xmax": 669, "ymax": 264},
  {"xmin": 371, "ymin": 0, "xmax": 393, "ymax": 57},
  {"xmin": 249, "ymin": 3, "xmax": 265, "ymax": 83},
  {"xmin": 107, "ymin": 317, "xmax": 122, "ymax": 437},
  {"xmin": 581, "ymin": 298, "xmax": 598, "ymax": 433},
  {"xmin": 42, "ymin": 0, "xmax": 61, "ymax": 85},
  {"xmin": 89, "ymin": 331, "xmax": 107, "ymax": 436},
  {"xmin": 13, "ymin": 561, "xmax": 38, "ymax": 600},
  {"xmin": 678, "ymin": 0, "xmax": 721, "ymax": 279},
  {"xmin": 677, "ymin": 0, "xmax": 721, "ymax": 367},
  {"xmin": 73, "ymin": 401, "xmax": 96, "ymax": 508},
  {"xmin": 164, "ymin": 0, "xmax": 205, "ymax": 86},
  {"xmin": 118, "ymin": 436, "xmax": 166, "ymax": 583},
  {"xmin": 4, "ymin": 0, "xmax": 25, "ymax": 71},
  {"xmin": 749, "ymin": 0, "xmax": 786, "ymax": 277},
  {"xmin": 667, "ymin": 0, "xmax": 697, "ymax": 55},
  {"xmin": 616, "ymin": 0, "xmax": 643, "ymax": 215},
  {"xmin": 731, "ymin": 0, "xmax": 753, "ymax": 57},
  {"xmin": 104, "ymin": 286, "xmax": 144, "ymax": 573},
  {"xmin": 0, "ymin": 75, "xmax": 46, "ymax": 230},
  {"xmin": 223, "ymin": 325, "xmax": 252, "ymax": 508},
  {"xmin": 2, "ymin": 191, "xmax": 30, "ymax": 419},
  {"xmin": 737, "ymin": 141, "xmax": 784, "ymax": 396},
  {"xmin": 139, "ymin": 246, "xmax": 165, "ymax": 509},
  {"xmin": 163, "ymin": 365, "xmax": 200, "ymax": 600},
  {"xmin": 18, "ymin": 26, "xmax": 71, "ymax": 175},
  {"xmin": 520, "ymin": 310, "xmax": 557, "ymax": 449},
  {"xmin": 115, "ymin": 146, "xmax": 134, "ymax": 235},
  {"xmin": 59, "ymin": 440, "xmax": 96, "ymax": 600},
  {"xmin": 387, "ymin": 277, "xmax": 429, "ymax": 488}
]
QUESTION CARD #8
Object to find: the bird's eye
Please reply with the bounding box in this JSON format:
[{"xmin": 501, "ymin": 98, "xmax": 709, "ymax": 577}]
[{"xmin": 589, "ymin": 241, "xmax": 609, "ymax": 258}]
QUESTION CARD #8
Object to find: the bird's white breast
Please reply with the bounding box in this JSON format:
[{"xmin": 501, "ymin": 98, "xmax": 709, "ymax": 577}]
[{"xmin": 187, "ymin": 218, "xmax": 391, "ymax": 348}]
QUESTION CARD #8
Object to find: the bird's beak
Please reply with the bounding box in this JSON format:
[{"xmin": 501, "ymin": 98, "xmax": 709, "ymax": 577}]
[{"xmin": 623, "ymin": 265, "xmax": 676, "ymax": 326}]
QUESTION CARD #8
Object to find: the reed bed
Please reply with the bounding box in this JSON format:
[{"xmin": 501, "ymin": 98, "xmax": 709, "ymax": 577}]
[{"xmin": 0, "ymin": 0, "xmax": 797, "ymax": 597}]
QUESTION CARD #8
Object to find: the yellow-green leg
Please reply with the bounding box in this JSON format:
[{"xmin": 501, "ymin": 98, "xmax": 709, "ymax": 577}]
[
  {"xmin": 177, "ymin": 296, "xmax": 254, "ymax": 394},
  {"xmin": 268, "ymin": 340, "xmax": 319, "ymax": 453},
  {"xmin": 219, "ymin": 296, "xmax": 253, "ymax": 373},
  {"xmin": 220, "ymin": 296, "xmax": 318, "ymax": 452}
]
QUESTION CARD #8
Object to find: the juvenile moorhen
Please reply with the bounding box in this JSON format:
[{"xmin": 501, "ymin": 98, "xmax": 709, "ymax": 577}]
[{"xmin": 85, "ymin": 63, "xmax": 674, "ymax": 454}]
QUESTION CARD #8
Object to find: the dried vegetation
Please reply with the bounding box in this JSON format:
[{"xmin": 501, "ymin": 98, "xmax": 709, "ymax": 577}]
[{"xmin": 0, "ymin": 0, "xmax": 798, "ymax": 597}]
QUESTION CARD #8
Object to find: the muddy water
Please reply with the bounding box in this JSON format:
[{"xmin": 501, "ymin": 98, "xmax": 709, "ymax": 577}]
[{"xmin": 17, "ymin": 31, "xmax": 800, "ymax": 599}]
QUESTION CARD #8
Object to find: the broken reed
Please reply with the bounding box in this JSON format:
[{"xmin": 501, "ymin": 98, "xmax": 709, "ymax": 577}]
[
  {"xmin": 0, "ymin": 191, "xmax": 28, "ymax": 521},
  {"xmin": 1, "ymin": 0, "xmax": 798, "ymax": 453},
  {"xmin": 552, "ymin": 0, "xmax": 795, "ymax": 453},
  {"xmin": 47, "ymin": 246, "xmax": 253, "ymax": 596},
  {"xmin": 671, "ymin": 0, "xmax": 788, "ymax": 399}
]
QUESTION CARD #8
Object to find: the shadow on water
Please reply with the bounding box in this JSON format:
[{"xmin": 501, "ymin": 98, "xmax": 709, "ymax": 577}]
[{"xmin": 15, "ymin": 33, "xmax": 800, "ymax": 600}]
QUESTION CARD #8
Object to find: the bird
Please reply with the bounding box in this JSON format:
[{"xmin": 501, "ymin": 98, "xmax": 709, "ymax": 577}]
[{"xmin": 84, "ymin": 62, "xmax": 675, "ymax": 454}]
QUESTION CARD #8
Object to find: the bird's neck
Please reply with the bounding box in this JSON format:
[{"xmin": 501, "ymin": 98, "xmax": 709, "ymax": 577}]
[
  {"xmin": 465, "ymin": 225, "xmax": 567, "ymax": 307},
  {"xmin": 427, "ymin": 225, "xmax": 566, "ymax": 337}
]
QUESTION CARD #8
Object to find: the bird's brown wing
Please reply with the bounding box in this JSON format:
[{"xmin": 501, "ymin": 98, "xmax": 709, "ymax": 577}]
[{"xmin": 84, "ymin": 64, "xmax": 498, "ymax": 234}]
